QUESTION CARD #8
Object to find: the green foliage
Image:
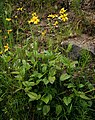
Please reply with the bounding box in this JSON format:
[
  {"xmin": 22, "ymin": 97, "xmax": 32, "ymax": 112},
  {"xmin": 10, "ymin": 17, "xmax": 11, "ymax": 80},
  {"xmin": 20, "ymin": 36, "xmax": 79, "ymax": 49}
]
[
  {"xmin": 0, "ymin": 0, "xmax": 95, "ymax": 120},
  {"xmin": 0, "ymin": 39, "xmax": 95, "ymax": 119}
]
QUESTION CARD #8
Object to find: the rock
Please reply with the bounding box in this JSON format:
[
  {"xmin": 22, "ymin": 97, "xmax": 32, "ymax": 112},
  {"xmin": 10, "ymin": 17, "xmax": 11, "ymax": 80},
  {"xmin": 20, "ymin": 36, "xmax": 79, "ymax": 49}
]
[{"xmin": 61, "ymin": 34, "xmax": 95, "ymax": 60}]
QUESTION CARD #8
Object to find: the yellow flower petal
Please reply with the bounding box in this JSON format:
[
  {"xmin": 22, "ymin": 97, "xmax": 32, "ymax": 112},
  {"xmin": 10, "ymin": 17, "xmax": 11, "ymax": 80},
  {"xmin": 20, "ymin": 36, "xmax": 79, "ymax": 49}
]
[
  {"xmin": 53, "ymin": 21, "xmax": 58, "ymax": 26},
  {"xmin": 7, "ymin": 29, "xmax": 12, "ymax": 34},
  {"xmin": 32, "ymin": 12, "xmax": 37, "ymax": 16},
  {"xmin": 4, "ymin": 43, "xmax": 9, "ymax": 52},
  {"xmin": 0, "ymin": 51, "xmax": 3, "ymax": 55},
  {"xmin": 15, "ymin": 16, "xmax": 18, "ymax": 18},
  {"xmin": 17, "ymin": 7, "xmax": 23, "ymax": 11},
  {"xmin": 28, "ymin": 15, "xmax": 40, "ymax": 24},
  {"xmin": 41, "ymin": 30, "xmax": 47, "ymax": 36},
  {"xmin": 6, "ymin": 18, "xmax": 12, "ymax": 21},
  {"xmin": 59, "ymin": 8, "xmax": 66, "ymax": 14}
]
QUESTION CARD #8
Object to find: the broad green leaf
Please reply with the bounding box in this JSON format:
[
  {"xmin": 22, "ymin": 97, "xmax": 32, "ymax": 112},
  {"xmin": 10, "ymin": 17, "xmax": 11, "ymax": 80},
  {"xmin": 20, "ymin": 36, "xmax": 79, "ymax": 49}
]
[
  {"xmin": 78, "ymin": 92, "xmax": 90, "ymax": 100},
  {"xmin": 60, "ymin": 73, "xmax": 71, "ymax": 81},
  {"xmin": 19, "ymin": 67, "xmax": 25, "ymax": 76},
  {"xmin": 25, "ymin": 87, "xmax": 32, "ymax": 92},
  {"xmin": 27, "ymin": 92, "xmax": 37, "ymax": 101},
  {"xmin": 48, "ymin": 94, "xmax": 52, "ymax": 101},
  {"xmin": 69, "ymin": 61, "xmax": 78, "ymax": 68},
  {"xmin": 56, "ymin": 104, "xmax": 62, "ymax": 116},
  {"xmin": 78, "ymin": 84, "xmax": 84, "ymax": 88},
  {"xmin": 36, "ymin": 79, "xmax": 42, "ymax": 85},
  {"xmin": 27, "ymin": 92, "xmax": 41, "ymax": 101},
  {"xmin": 63, "ymin": 96, "xmax": 72, "ymax": 106},
  {"xmin": 22, "ymin": 81, "xmax": 35, "ymax": 87},
  {"xmin": 15, "ymin": 75, "xmax": 23, "ymax": 80},
  {"xmin": 11, "ymin": 71, "xmax": 19, "ymax": 74},
  {"xmin": 31, "ymin": 71, "xmax": 43, "ymax": 79},
  {"xmin": 43, "ymin": 105, "xmax": 50, "ymax": 115},
  {"xmin": 41, "ymin": 94, "xmax": 49, "ymax": 104},
  {"xmin": 48, "ymin": 76, "xmax": 55, "ymax": 84},
  {"xmin": 37, "ymin": 94, "xmax": 41, "ymax": 100},
  {"xmin": 22, "ymin": 59, "xmax": 31, "ymax": 70},
  {"xmin": 87, "ymin": 83, "xmax": 94, "ymax": 89},
  {"xmin": 41, "ymin": 94, "xmax": 52, "ymax": 104},
  {"xmin": 67, "ymin": 83, "xmax": 75, "ymax": 88},
  {"xmin": 37, "ymin": 73, "xmax": 43, "ymax": 79},
  {"xmin": 43, "ymin": 78, "xmax": 49, "ymax": 85},
  {"xmin": 49, "ymin": 68, "xmax": 56, "ymax": 76},
  {"xmin": 42, "ymin": 64, "xmax": 47, "ymax": 73}
]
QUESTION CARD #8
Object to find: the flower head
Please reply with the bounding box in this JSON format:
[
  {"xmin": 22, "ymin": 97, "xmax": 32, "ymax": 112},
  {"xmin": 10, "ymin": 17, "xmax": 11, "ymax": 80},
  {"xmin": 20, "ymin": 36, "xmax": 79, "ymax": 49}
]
[
  {"xmin": 41, "ymin": 30, "xmax": 47, "ymax": 37},
  {"xmin": 6, "ymin": 18, "xmax": 12, "ymax": 21},
  {"xmin": 15, "ymin": 15, "xmax": 18, "ymax": 18},
  {"xmin": 32, "ymin": 12, "xmax": 37, "ymax": 16},
  {"xmin": 59, "ymin": 8, "xmax": 66, "ymax": 14},
  {"xmin": 59, "ymin": 13, "xmax": 68, "ymax": 22},
  {"xmin": 7, "ymin": 29, "xmax": 12, "ymax": 34},
  {"xmin": 17, "ymin": 7, "xmax": 23, "ymax": 11},
  {"xmin": 28, "ymin": 13, "xmax": 40, "ymax": 24},
  {"xmin": 4, "ymin": 43, "xmax": 9, "ymax": 52},
  {"xmin": 48, "ymin": 14, "xmax": 58, "ymax": 19}
]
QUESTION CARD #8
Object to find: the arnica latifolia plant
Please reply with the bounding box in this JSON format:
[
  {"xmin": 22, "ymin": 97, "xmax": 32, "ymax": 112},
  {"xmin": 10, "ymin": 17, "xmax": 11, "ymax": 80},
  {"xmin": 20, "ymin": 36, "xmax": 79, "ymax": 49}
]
[{"xmin": 0, "ymin": 3, "xmax": 95, "ymax": 120}]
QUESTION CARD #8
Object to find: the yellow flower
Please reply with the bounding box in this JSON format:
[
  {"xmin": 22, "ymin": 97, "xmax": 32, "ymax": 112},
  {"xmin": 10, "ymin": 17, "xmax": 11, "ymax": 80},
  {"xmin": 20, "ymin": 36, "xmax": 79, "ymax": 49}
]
[
  {"xmin": 28, "ymin": 16, "xmax": 40, "ymax": 24},
  {"xmin": 32, "ymin": 12, "xmax": 37, "ymax": 16},
  {"xmin": 0, "ymin": 51, "xmax": 3, "ymax": 55},
  {"xmin": 59, "ymin": 13, "xmax": 68, "ymax": 22},
  {"xmin": 17, "ymin": 7, "xmax": 23, "ymax": 11},
  {"xmin": 6, "ymin": 18, "xmax": 12, "ymax": 21},
  {"xmin": 59, "ymin": 8, "xmax": 66, "ymax": 14},
  {"xmin": 48, "ymin": 14, "xmax": 58, "ymax": 19},
  {"xmin": 7, "ymin": 29, "xmax": 12, "ymax": 34},
  {"xmin": 4, "ymin": 43, "xmax": 9, "ymax": 52},
  {"xmin": 53, "ymin": 21, "xmax": 58, "ymax": 26},
  {"xmin": 15, "ymin": 15, "xmax": 18, "ymax": 18},
  {"xmin": 4, "ymin": 36, "xmax": 7, "ymax": 39},
  {"xmin": 41, "ymin": 30, "xmax": 47, "ymax": 37}
]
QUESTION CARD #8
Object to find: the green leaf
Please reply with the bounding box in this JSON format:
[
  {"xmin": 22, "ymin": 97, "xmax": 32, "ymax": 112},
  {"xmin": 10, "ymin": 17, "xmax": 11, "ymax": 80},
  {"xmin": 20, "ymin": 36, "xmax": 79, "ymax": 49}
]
[
  {"xmin": 63, "ymin": 96, "xmax": 72, "ymax": 106},
  {"xmin": 41, "ymin": 94, "xmax": 50, "ymax": 104},
  {"xmin": 43, "ymin": 78, "xmax": 49, "ymax": 85},
  {"xmin": 37, "ymin": 94, "xmax": 41, "ymax": 100},
  {"xmin": 42, "ymin": 64, "xmax": 47, "ymax": 73},
  {"xmin": 67, "ymin": 83, "xmax": 75, "ymax": 88},
  {"xmin": 69, "ymin": 61, "xmax": 78, "ymax": 68},
  {"xmin": 19, "ymin": 67, "xmax": 25, "ymax": 76},
  {"xmin": 11, "ymin": 71, "xmax": 19, "ymax": 74},
  {"xmin": 27, "ymin": 92, "xmax": 41, "ymax": 101},
  {"xmin": 60, "ymin": 73, "xmax": 71, "ymax": 81},
  {"xmin": 0, "ymin": 98, "xmax": 3, "ymax": 102},
  {"xmin": 78, "ymin": 92, "xmax": 90, "ymax": 100},
  {"xmin": 36, "ymin": 79, "xmax": 42, "ymax": 85},
  {"xmin": 48, "ymin": 76, "xmax": 55, "ymax": 84},
  {"xmin": 22, "ymin": 81, "xmax": 35, "ymax": 87},
  {"xmin": 56, "ymin": 104, "xmax": 62, "ymax": 116},
  {"xmin": 66, "ymin": 43, "xmax": 72, "ymax": 53},
  {"xmin": 48, "ymin": 94, "xmax": 52, "ymax": 101},
  {"xmin": 43, "ymin": 105, "xmax": 50, "ymax": 115},
  {"xmin": 78, "ymin": 84, "xmax": 84, "ymax": 88},
  {"xmin": 49, "ymin": 68, "xmax": 56, "ymax": 76},
  {"xmin": 22, "ymin": 59, "xmax": 31, "ymax": 70}
]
